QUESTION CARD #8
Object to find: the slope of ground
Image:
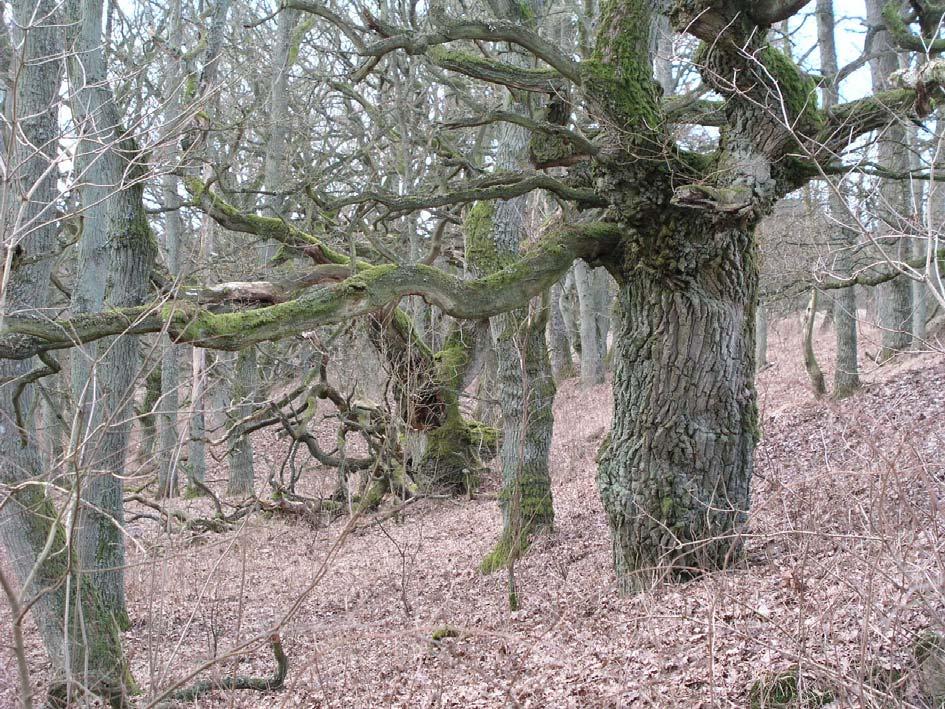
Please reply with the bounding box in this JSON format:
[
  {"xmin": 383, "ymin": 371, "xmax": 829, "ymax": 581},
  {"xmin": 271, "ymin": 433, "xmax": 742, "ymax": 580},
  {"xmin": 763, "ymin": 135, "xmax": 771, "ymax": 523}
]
[{"xmin": 1, "ymin": 317, "xmax": 944, "ymax": 707}]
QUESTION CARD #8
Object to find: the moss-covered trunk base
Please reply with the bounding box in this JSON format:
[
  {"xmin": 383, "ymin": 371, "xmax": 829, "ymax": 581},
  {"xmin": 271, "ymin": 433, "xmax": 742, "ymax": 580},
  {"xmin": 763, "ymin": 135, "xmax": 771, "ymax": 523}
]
[{"xmin": 416, "ymin": 417, "xmax": 498, "ymax": 493}]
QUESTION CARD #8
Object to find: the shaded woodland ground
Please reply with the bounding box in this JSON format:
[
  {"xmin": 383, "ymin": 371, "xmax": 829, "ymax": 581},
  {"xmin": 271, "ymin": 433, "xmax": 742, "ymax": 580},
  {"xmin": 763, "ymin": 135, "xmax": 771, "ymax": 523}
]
[{"xmin": 2, "ymin": 315, "xmax": 943, "ymax": 707}]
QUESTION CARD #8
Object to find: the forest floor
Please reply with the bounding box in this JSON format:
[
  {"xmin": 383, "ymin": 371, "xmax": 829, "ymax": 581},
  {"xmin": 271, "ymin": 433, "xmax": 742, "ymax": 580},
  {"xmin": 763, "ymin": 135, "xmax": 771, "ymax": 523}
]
[{"xmin": 2, "ymin": 314, "xmax": 945, "ymax": 707}]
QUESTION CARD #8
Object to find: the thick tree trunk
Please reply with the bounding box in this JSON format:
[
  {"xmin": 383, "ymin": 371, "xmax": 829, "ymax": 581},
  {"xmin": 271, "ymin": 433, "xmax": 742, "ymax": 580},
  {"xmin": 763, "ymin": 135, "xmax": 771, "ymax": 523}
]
[
  {"xmin": 66, "ymin": 0, "xmax": 155, "ymax": 630},
  {"xmin": 0, "ymin": 0, "xmax": 128, "ymax": 700},
  {"xmin": 598, "ymin": 222, "xmax": 757, "ymax": 593}
]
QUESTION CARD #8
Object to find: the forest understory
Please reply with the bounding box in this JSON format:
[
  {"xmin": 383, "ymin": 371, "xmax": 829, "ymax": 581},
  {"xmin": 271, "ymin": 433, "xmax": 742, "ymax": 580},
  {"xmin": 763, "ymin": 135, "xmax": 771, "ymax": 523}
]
[{"xmin": 2, "ymin": 316, "xmax": 943, "ymax": 708}]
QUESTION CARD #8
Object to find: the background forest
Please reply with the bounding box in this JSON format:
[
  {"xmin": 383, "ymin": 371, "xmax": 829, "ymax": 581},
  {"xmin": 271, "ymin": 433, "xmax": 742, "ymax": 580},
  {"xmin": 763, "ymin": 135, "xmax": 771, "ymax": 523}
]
[{"xmin": 1, "ymin": 0, "xmax": 945, "ymax": 705}]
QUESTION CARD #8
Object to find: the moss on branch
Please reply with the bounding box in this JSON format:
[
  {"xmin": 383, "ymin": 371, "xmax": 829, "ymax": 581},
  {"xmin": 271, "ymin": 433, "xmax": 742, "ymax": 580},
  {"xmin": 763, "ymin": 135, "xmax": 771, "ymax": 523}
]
[{"xmin": 0, "ymin": 223, "xmax": 622, "ymax": 359}]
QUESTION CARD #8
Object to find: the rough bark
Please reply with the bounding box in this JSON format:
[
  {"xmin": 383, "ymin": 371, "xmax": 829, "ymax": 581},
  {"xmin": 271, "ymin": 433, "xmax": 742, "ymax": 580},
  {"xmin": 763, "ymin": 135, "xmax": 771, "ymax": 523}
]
[
  {"xmin": 598, "ymin": 219, "xmax": 758, "ymax": 593},
  {"xmin": 0, "ymin": 0, "xmax": 128, "ymax": 700},
  {"xmin": 66, "ymin": 0, "xmax": 156, "ymax": 630}
]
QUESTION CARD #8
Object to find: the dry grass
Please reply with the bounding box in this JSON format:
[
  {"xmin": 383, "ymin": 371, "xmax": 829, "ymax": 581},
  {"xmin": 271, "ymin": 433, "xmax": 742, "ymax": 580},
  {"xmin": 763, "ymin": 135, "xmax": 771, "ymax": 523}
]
[{"xmin": 1, "ymin": 316, "xmax": 944, "ymax": 707}]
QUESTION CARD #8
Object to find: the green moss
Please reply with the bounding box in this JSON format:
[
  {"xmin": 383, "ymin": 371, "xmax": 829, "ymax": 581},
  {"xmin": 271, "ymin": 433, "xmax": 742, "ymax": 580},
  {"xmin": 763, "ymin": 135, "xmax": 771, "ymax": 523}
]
[
  {"xmin": 182, "ymin": 484, "xmax": 206, "ymax": 499},
  {"xmin": 429, "ymin": 46, "xmax": 558, "ymax": 86},
  {"xmin": 748, "ymin": 670, "xmax": 833, "ymax": 708},
  {"xmin": 581, "ymin": 60, "xmax": 662, "ymax": 130},
  {"xmin": 287, "ymin": 16, "xmax": 316, "ymax": 66},
  {"xmin": 480, "ymin": 533, "xmax": 525, "ymax": 574},
  {"xmin": 465, "ymin": 201, "xmax": 504, "ymax": 273},
  {"xmin": 758, "ymin": 45, "xmax": 823, "ymax": 131},
  {"xmin": 882, "ymin": 1, "xmax": 920, "ymax": 50},
  {"xmin": 584, "ymin": 0, "xmax": 662, "ymax": 129},
  {"xmin": 431, "ymin": 625, "xmax": 460, "ymax": 641},
  {"xmin": 529, "ymin": 130, "xmax": 576, "ymax": 168}
]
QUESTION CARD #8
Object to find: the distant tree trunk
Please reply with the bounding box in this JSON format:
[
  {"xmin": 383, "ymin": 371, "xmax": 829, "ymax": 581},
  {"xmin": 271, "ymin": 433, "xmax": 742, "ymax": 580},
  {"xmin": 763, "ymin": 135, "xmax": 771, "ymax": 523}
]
[
  {"xmin": 908, "ymin": 122, "xmax": 928, "ymax": 344},
  {"xmin": 803, "ymin": 289, "xmax": 827, "ymax": 396},
  {"xmin": 0, "ymin": 0, "xmax": 128, "ymax": 700},
  {"xmin": 574, "ymin": 259, "xmax": 608, "ymax": 385},
  {"xmin": 548, "ymin": 282, "xmax": 576, "ymax": 379},
  {"xmin": 66, "ymin": 0, "xmax": 156, "ymax": 629},
  {"xmin": 559, "ymin": 268, "xmax": 581, "ymax": 354},
  {"xmin": 227, "ymin": 348, "xmax": 257, "ymax": 496},
  {"xmin": 138, "ymin": 364, "xmax": 162, "ymax": 462},
  {"xmin": 474, "ymin": 0, "xmax": 554, "ymax": 572},
  {"xmin": 156, "ymin": 0, "xmax": 184, "ymax": 498},
  {"xmin": 867, "ymin": 0, "xmax": 913, "ymax": 359},
  {"xmin": 755, "ymin": 303, "xmax": 768, "ymax": 369},
  {"xmin": 188, "ymin": 348, "xmax": 208, "ymax": 493},
  {"xmin": 817, "ymin": 0, "xmax": 860, "ymax": 397}
]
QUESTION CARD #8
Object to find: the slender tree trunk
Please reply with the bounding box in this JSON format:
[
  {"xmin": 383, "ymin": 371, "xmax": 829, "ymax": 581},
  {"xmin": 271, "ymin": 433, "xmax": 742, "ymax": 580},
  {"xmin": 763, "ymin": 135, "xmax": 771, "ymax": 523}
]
[
  {"xmin": 574, "ymin": 259, "xmax": 607, "ymax": 385},
  {"xmin": 755, "ymin": 303, "xmax": 768, "ymax": 369},
  {"xmin": 867, "ymin": 0, "xmax": 913, "ymax": 359},
  {"xmin": 548, "ymin": 282, "xmax": 576, "ymax": 379},
  {"xmin": 803, "ymin": 289, "xmax": 827, "ymax": 396},
  {"xmin": 156, "ymin": 0, "xmax": 184, "ymax": 498},
  {"xmin": 188, "ymin": 348, "xmax": 208, "ymax": 493},
  {"xmin": 817, "ymin": 0, "xmax": 860, "ymax": 396},
  {"xmin": 0, "ymin": 1, "xmax": 127, "ymax": 700},
  {"xmin": 598, "ymin": 220, "xmax": 757, "ymax": 593},
  {"xmin": 227, "ymin": 348, "xmax": 256, "ymax": 496},
  {"xmin": 908, "ymin": 122, "xmax": 928, "ymax": 344}
]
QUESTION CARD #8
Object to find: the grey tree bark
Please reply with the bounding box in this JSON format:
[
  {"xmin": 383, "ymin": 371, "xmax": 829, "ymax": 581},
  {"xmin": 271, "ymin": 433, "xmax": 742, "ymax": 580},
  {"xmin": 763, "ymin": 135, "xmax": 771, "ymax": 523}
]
[
  {"xmin": 477, "ymin": 0, "xmax": 555, "ymax": 572},
  {"xmin": 548, "ymin": 282, "xmax": 576, "ymax": 379},
  {"xmin": 157, "ymin": 0, "xmax": 184, "ymax": 498},
  {"xmin": 818, "ymin": 0, "xmax": 860, "ymax": 397},
  {"xmin": 65, "ymin": 0, "xmax": 156, "ymax": 629},
  {"xmin": 227, "ymin": 348, "xmax": 257, "ymax": 496},
  {"xmin": 867, "ymin": 0, "xmax": 914, "ymax": 359},
  {"xmin": 574, "ymin": 259, "xmax": 610, "ymax": 386},
  {"xmin": 0, "ymin": 0, "xmax": 128, "ymax": 700},
  {"xmin": 755, "ymin": 303, "xmax": 768, "ymax": 370}
]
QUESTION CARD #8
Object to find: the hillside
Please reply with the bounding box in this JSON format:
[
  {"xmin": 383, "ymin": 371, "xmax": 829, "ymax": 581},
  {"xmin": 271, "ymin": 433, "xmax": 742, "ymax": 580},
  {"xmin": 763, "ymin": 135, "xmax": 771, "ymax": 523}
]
[{"xmin": 2, "ymin": 317, "xmax": 944, "ymax": 707}]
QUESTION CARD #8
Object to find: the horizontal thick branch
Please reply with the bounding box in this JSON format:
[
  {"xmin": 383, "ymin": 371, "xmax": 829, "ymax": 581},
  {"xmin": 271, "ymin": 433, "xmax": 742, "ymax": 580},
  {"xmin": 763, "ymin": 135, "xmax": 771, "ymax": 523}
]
[{"xmin": 0, "ymin": 223, "xmax": 622, "ymax": 358}]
